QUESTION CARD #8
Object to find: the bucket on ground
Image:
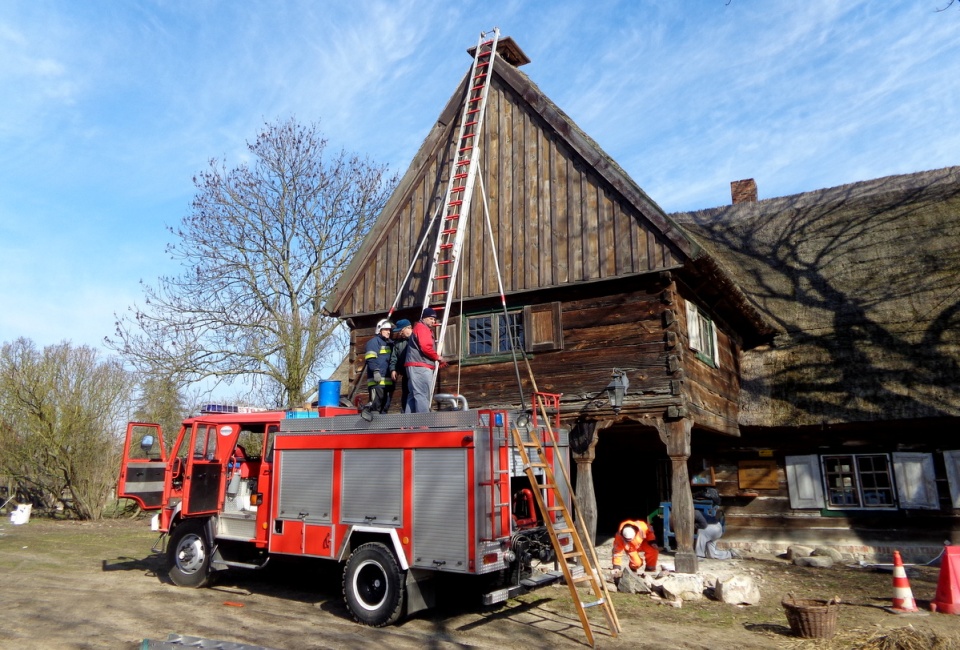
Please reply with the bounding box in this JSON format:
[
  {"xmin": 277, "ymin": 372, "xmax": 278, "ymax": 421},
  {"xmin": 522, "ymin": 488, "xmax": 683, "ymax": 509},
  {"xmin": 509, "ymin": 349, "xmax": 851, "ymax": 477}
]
[
  {"xmin": 10, "ymin": 503, "xmax": 32, "ymax": 525},
  {"xmin": 318, "ymin": 380, "xmax": 341, "ymax": 407}
]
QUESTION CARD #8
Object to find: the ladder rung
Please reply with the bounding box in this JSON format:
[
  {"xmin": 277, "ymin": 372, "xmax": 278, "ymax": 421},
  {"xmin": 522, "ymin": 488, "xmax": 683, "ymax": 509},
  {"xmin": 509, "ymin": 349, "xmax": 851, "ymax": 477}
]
[
  {"xmin": 564, "ymin": 551, "xmax": 582, "ymax": 559},
  {"xmin": 458, "ymin": 146, "xmax": 474, "ymax": 154},
  {"xmin": 582, "ymin": 598, "xmax": 606, "ymax": 609}
]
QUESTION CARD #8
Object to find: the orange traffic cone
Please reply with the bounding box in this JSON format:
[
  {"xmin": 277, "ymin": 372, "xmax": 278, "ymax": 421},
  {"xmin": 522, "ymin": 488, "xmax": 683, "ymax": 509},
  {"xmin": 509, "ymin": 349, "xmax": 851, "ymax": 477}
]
[
  {"xmin": 932, "ymin": 545, "xmax": 960, "ymax": 614},
  {"xmin": 890, "ymin": 550, "xmax": 919, "ymax": 613}
]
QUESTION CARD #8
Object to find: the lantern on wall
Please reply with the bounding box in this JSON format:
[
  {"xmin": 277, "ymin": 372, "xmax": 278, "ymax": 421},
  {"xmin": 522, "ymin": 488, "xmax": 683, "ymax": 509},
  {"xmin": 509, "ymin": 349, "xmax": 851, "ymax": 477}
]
[{"xmin": 605, "ymin": 369, "xmax": 629, "ymax": 413}]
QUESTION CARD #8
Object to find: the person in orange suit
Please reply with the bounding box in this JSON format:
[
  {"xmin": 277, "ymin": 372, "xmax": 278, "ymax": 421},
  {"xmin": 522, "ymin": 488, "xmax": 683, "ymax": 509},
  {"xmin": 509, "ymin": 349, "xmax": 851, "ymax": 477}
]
[{"xmin": 612, "ymin": 519, "xmax": 659, "ymax": 574}]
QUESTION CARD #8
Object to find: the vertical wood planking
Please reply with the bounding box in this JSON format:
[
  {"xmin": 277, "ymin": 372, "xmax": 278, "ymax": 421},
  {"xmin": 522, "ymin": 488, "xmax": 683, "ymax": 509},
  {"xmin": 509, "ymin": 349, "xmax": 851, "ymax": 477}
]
[
  {"xmin": 538, "ymin": 126, "xmax": 551, "ymax": 287},
  {"xmin": 554, "ymin": 143, "xmax": 568, "ymax": 284},
  {"xmin": 525, "ymin": 109, "xmax": 539, "ymax": 290},
  {"xmin": 584, "ymin": 176, "xmax": 600, "ymax": 281},
  {"xmin": 500, "ymin": 88, "xmax": 515, "ymax": 294},
  {"xmin": 571, "ymin": 164, "xmax": 584, "ymax": 282}
]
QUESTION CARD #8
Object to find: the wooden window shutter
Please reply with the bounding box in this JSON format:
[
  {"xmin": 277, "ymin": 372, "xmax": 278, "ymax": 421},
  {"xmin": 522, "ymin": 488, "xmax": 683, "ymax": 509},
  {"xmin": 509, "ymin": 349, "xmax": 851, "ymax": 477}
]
[
  {"xmin": 685, "ymin": 301, "xmax": 702, "ymax": 352},
  {"xmin": 785, "ymin": 455, "xmax": 825, "ymax": 509},
  {"xmin": 944, "ymin": 450, "xmax": 960, "ymax": 508},
  {"xmin": 441, "ymin": 316, "xmax": 460, "ymax": 359},
  {"xmin": 523, "ymin": 302, "xmax": 563, "ymax": 353},
  {"xmin": 892, "ymin": 452, "xmax": 938, "ymax": 509},
  {"xmin": 710, "ymin": 320, "xmax": 720, "ymax": 369}
]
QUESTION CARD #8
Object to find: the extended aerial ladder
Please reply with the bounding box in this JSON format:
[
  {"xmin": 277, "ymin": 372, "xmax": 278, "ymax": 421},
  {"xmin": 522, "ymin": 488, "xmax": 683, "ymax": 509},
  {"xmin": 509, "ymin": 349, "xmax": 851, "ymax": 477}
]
[{"xmin": 386, "ymin": 28, "xmax": 619, "ymax": 646}]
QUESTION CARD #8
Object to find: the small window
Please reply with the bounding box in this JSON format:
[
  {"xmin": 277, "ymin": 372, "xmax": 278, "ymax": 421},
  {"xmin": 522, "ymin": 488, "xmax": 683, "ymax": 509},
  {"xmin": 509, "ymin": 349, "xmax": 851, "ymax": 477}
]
[
  {"xmin": 821, "ymin": 454, "xmax": 896, "ymax": 509},
  {"xmin": 685, "ymin": 301, "xmax": 719, "ymax": 367},
  {"xmin": 466, "ymin": 310, "xmax": 524, "ymax": 357}
]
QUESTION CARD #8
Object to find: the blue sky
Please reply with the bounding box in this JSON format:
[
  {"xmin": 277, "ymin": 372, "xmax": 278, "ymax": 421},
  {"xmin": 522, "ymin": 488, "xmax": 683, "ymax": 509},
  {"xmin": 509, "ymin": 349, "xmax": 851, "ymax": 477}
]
[{"xmin": 2, "ymin": 1, "xmax": 959, "ymax": 361}]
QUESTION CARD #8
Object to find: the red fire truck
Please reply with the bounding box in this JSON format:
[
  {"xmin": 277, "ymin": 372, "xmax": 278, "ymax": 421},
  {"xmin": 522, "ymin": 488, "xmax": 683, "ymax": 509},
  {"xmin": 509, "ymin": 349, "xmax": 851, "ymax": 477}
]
[{"xmin": 117, "ymin": 395, "xmax": 572, "ymax": 626}]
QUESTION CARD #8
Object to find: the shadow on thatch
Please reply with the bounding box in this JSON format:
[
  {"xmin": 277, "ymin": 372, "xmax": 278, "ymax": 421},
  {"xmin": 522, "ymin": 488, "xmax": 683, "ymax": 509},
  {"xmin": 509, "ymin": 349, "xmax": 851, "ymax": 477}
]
[{"xmin": 674, "ymin": 166, "xmax": 960, "ymax": 428}]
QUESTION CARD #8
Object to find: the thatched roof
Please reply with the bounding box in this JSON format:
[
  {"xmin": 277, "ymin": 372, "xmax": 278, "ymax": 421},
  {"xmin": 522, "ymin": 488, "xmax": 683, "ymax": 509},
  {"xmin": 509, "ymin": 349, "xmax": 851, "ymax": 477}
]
[{"xmin": 673, "ymin": 166, "xmax": 960, "ymax": 427}]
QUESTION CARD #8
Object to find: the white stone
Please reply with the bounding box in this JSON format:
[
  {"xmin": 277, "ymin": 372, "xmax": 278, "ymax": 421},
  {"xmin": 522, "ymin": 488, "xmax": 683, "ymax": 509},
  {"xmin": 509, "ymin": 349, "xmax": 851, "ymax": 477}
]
[
  {"xmin": 661, "ymin": 573, "xmax": 704, "ymax": 601},
  {"xmin": 812, "ymin": 546, "xmax": 843, "ymax": 561},
  {"xmin": 715, "ymin": 574, "xmax": 761, "ymax": 605},
  {"xmin": 794, "ymin": 555, "xmax": 835, "ymax": 568},
  {"xmin": 786, "ymin": 545, "xmax": 814, "ymax": 560}
]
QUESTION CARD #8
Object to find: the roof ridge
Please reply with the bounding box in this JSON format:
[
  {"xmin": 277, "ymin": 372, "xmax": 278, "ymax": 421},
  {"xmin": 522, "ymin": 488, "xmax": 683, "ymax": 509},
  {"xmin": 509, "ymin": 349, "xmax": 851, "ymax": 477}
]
[{"xmin": 672, "ymin": 165, "xmax": 960, "ymax": 218}]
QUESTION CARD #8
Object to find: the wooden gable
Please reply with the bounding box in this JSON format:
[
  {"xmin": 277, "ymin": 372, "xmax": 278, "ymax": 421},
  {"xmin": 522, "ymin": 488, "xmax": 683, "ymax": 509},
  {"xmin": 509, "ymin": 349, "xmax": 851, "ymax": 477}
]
[{"xmin": 327, "ymin": 55, "xmax": 700, "ymax": 320}]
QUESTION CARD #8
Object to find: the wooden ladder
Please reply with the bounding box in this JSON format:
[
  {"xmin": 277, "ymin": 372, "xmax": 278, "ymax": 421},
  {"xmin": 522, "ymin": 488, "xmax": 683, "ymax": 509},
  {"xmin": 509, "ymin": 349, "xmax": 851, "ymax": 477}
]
[{"xmin": 510, "ymin": 394, "xmax": 621, "ymax": 647}]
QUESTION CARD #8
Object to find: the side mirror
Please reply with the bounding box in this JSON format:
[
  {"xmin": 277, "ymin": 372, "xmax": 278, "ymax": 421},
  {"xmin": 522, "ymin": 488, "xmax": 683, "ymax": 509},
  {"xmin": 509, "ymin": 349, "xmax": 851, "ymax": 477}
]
[{"xmin": 140, "ymin": 435, "xmax": 155, "ymax": 453}]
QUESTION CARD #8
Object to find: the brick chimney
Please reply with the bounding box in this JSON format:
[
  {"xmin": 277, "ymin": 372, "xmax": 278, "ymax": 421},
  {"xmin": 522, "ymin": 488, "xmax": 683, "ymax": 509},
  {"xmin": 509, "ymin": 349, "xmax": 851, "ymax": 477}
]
[{"xmin": 730, "ymin": 179, "xmax": 758, "ymax": 204}]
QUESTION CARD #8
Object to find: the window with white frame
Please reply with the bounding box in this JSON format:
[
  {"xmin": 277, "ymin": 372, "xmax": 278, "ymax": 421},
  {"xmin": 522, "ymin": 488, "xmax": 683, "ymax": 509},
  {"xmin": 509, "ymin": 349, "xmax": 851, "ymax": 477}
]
[
  {"xmin": 685, "ymin": 301, "xmax": 719, "ymax": 367},
  {"xmin": 466, "ymin": 310, "xmax": 524, "ymax": 357},
  {"xmin": 822, "ymin": 454, "xmax": 896, "ymax": 509},
  {"xmin": 786, "ymin": 452, "xmax": 940, "ymax": 511}
]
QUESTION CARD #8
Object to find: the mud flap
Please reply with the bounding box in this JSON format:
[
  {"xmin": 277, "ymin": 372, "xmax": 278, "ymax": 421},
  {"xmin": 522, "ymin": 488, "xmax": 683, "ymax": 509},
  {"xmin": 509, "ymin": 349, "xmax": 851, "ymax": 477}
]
[{"xmin": 405, "ymin": 568, "xmax": 436, "ymax": 615}]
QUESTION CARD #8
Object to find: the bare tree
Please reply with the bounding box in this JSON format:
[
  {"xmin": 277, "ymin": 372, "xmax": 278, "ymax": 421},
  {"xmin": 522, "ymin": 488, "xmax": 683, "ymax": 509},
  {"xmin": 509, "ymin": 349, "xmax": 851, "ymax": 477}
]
[
  {"xmin": 108, "ymin": 118, "xmax": 396, "ymax": 407},
  {"xmin": 0, "ymin": 339, "xmax": 134, "ymax": 520},
  {"xmin": 131, "ymin": 375, "xmax": 193, "ymax": 452}
]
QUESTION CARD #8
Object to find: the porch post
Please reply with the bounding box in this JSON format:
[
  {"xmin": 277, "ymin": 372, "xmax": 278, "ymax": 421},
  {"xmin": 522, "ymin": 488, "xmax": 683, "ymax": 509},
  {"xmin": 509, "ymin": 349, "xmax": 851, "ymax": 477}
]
[
  {"xmin": 573, "ymin": 434, "xmax": 600, "ymax": 545},
  {"xmin": 660, "ymin": 417, "xmax": 698, "ymax": 574}
]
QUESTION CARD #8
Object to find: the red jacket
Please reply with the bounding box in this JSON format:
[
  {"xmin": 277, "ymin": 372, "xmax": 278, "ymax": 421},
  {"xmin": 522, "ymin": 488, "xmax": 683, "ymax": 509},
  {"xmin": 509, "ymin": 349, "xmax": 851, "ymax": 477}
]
[{"xmin": 404, "ymin": 320, "xmax": 442, "ymax": 368}]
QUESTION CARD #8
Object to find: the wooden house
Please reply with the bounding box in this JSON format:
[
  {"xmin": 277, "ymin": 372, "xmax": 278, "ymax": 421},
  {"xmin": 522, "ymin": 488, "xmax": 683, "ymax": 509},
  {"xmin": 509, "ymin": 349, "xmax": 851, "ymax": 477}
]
[
  {"xmin": 325, "ymin": 38, "xmax": 771, "ymax": 571},
  {"xmin": 672, "ymin": 167, "xmax": 960, "ymax": 559}
]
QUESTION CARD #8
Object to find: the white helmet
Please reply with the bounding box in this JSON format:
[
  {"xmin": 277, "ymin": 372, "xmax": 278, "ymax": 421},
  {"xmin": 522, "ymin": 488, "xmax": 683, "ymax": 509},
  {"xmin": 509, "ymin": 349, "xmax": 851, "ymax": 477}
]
[
  {"xmin": 376, "ymin": 319, "xmax": 394, "ymax": 332},
  {"xmin": 621, "ymin": 526, "xmax": 637, "ymax": 541}
]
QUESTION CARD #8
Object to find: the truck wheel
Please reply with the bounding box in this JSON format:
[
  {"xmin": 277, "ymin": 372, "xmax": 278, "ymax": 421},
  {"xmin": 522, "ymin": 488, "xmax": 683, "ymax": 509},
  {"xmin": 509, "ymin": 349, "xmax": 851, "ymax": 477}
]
[
  {"xmin": 167, "ymin": 519, "xmax": 212, "ymax": 588},
  {"xmin": 343, "ymin": 542, "xmax": 405, "ymax": 626}
]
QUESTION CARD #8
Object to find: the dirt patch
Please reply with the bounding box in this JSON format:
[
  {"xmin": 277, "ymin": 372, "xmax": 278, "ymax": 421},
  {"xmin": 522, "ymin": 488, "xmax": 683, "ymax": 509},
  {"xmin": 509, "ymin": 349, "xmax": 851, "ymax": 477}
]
[{"xmin": 3, "ymin": 518, "xmax": 960, "ymax": 649}]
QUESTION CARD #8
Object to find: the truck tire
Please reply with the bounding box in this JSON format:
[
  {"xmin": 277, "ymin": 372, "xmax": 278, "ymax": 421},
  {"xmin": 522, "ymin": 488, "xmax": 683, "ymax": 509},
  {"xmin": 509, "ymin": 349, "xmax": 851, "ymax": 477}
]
[
  {"xmin": 343, "ymin": 542, "xmax": 405, "ymax": 626},
  {"xmin": 167, "ymin": 519, "xmax": 212, "ymax": 588}
]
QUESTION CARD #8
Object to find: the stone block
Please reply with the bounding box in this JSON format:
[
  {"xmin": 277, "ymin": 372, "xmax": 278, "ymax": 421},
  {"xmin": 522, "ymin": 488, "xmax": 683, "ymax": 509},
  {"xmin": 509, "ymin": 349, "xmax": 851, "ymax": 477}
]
[
  {"xmin": 786, "ymin": 545, "xmax": 814, "ymax": 560},
  {"xmin": 812, "ymin": 546, "xmax": 843, "ymax": 561},
  {"xmin": 661, "ymin": 573, "xmax": 704, "ymax": 601},
  {"xmin": 715, "ymin": 574, "xmax": 761, "ymax": 605},
  {"xmin": 617, "ymin": 569, "xmax": 652, "ymax": 594}
]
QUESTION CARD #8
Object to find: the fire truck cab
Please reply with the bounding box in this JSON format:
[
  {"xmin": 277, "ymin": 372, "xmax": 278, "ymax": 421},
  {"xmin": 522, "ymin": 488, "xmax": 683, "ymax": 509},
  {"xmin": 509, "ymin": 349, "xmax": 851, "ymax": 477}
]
[{"xmin": 118, "ymin": 397, "xmax": 572, "ymax": 626}]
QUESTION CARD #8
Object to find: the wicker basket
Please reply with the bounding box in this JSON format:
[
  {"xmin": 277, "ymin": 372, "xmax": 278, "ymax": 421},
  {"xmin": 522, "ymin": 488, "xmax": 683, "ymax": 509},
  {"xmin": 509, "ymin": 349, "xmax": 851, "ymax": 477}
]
[{"xmin": 782, "ymin": 595, "xmax": 840, "ymax": 639}]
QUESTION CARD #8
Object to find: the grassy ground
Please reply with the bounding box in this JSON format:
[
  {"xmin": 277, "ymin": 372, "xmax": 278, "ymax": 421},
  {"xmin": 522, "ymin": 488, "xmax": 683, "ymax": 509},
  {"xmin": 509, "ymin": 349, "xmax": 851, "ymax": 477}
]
[{"xmin": 4, "ymin": 516, "xmax": 960, "ymax": 649}]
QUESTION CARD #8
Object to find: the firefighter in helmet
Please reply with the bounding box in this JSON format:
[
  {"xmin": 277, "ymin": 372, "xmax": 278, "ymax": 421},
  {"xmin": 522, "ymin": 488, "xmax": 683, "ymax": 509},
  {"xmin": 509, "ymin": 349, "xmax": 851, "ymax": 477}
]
[
  {"xmin": 612, "ymin": 518, "xmax": 659, "ymax": 575},
  {"xmin": 364, "ymin": 318, "xmax": 395, "ymax": 413}
]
